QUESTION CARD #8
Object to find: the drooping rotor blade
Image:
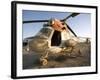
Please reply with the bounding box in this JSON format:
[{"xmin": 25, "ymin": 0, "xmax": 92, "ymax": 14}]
[
  {"xmin": 62, "ymin": 13, "xmax": 80, "ymax": 21},
  {"xmin": 66, "ymin": 24, "xmax": 77, "ymax": 37},
  {"xmin": 23, "ymin": 13, "xmax": 80, "ymax": 24},
  {"xmin": 23, "ymin": 20, "xmax": 49, "ymax": 23}
]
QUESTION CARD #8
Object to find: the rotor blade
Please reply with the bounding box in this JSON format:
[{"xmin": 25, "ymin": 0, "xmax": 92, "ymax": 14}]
[
  {"xmin": 23, "ymin": 20, "xmax": 49, "ymax": 23},
  {"xmin": 66, "ymin": 24, "xmax": 77, "ymax": 37},
  {"xmin": 23, "ymin": 13, "xmax": 79, "ymax": 24},
  {"xmin": 62, "ymin": 13, "xmax": 80, "ymax": 21},
  {"xmin": 71, "ymin": 13, "xmax": 80, "ymax": 17}
]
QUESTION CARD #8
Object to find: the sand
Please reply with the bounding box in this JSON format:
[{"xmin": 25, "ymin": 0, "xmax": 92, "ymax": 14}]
[{"xmin": 23, "ymin": 42, "xmax": 91, "ymax": 69}]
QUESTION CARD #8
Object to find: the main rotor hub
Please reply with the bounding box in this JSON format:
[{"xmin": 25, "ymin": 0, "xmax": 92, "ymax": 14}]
[{"xmin": 49, "ymin": 18, "xmax": 67, "ymax": 32}]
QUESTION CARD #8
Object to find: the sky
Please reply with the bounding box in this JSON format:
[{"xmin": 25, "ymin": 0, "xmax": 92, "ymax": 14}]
[{"xmin": 22, "ymin": 10, "xmax": 91, "ymax": 39}]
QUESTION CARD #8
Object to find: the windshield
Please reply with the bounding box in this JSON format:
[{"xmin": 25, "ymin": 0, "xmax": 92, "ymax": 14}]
[{"xmin": 36, "ymin": 27, "xmax": 53, "ymax": 39}]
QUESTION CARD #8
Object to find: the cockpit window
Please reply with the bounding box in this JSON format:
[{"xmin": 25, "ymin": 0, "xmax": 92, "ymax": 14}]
[{"xmin": 39, "ymin": 28, "xmax": 53, "ymax": 38}]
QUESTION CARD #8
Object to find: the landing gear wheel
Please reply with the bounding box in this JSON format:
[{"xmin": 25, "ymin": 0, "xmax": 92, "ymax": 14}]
[
  {"xmin": 42, "ymin": 59, "xmax": 48, "ymax": 66},
  {"xmin": 40, "ymin": 58, "xmax": 48, "ymax": 66},
  {"xmin": 40, "ymin": 51, "xmax": 49, "ymax": 66}
]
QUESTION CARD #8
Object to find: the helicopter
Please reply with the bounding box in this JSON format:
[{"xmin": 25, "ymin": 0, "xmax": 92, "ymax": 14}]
[{"xmin": 23, "ymin": 13, "xmax": 91, "ymax": 66}]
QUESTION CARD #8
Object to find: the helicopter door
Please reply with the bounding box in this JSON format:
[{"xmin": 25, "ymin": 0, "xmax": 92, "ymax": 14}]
[{"xmin": 51, "ymin": 30, "xmax": 61, "ymax": 46}]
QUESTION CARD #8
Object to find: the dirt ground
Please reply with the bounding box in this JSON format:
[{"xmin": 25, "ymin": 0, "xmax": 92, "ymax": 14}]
[{"xmin": 23, "ymin": 43, "xmax": 91, "ymax": 69}]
